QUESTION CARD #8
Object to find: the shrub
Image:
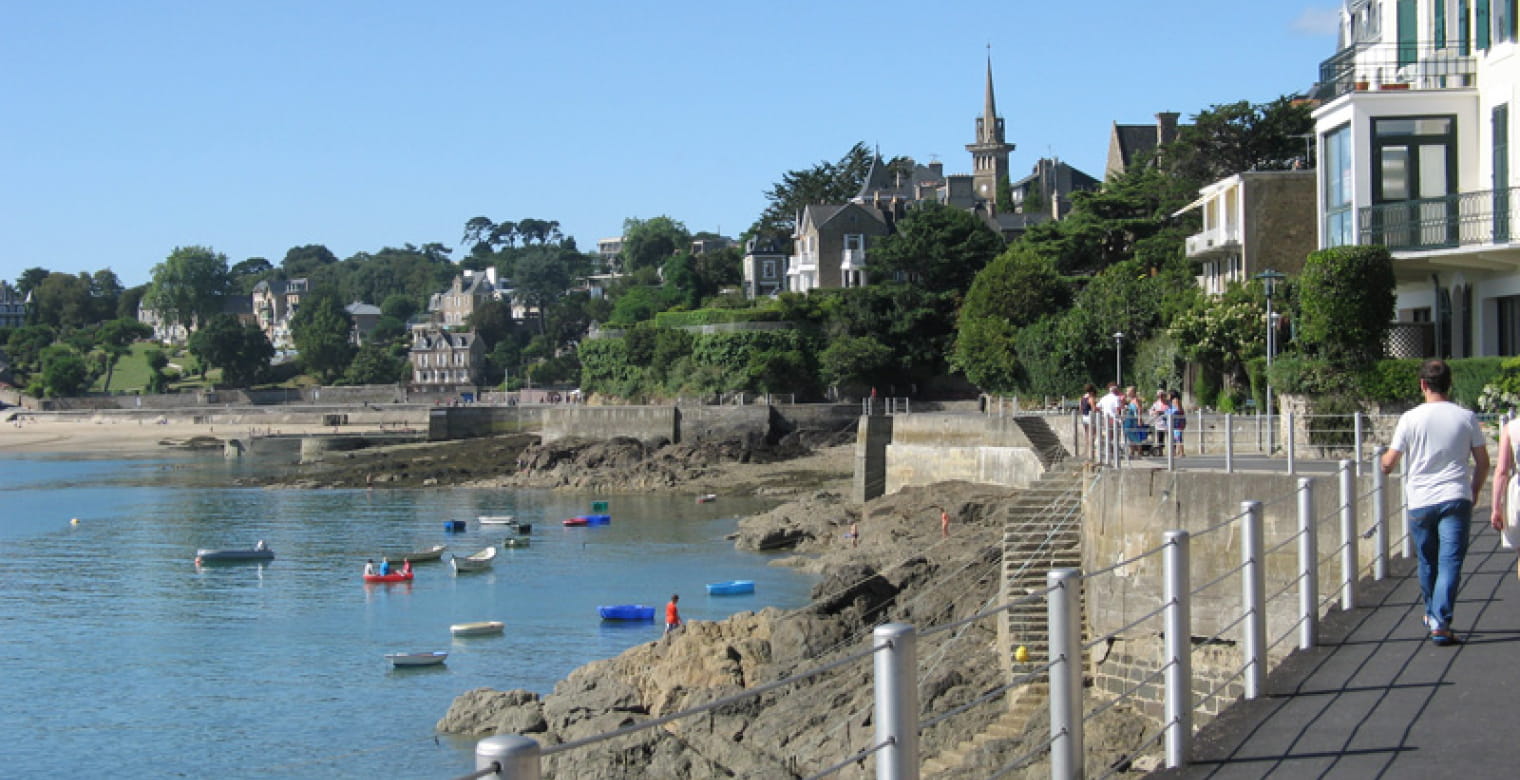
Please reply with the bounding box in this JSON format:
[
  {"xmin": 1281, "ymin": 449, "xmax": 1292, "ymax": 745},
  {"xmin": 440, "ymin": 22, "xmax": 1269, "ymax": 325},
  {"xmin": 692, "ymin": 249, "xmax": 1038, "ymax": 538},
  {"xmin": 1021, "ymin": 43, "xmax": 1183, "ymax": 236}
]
[{"xmin": 1297, "ymin": 245, "xmax": 1396, "ymax": 369}]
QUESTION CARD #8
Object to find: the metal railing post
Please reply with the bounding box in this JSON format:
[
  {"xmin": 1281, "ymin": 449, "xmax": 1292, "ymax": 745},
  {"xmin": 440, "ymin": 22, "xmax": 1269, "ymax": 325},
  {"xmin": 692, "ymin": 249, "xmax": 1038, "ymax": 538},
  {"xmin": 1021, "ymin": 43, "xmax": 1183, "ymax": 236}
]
[
  {"xmin": 1048, "ymin": 568, "xmax": 1084, "ymax": 780},
  {"xmin": 1163, "ymin": 531, "xmax": 1192, "ymax": 769},
  {"xmin": 476, "ymin": 735, "xmax": 541, "ymax": 780},
  {"xmin": 1339, "ymin": 460, "xmax": 1358, "ymax": 611},
  {"xmin": 1297, "ymin": 478, "xmax": 1318, "ymax": 650},
  {"xmin": 1196, "ymin": 410, "xmax": 1205, "ymax": 455},
  {"xmin": 873, "ymin": 623, "xmax": 919, "ymax": 780},
  {"xmin": 1372, "ymin": 446, "xmax": 1388, "ymax": 581},
  {"xmin": 1285, "ymin": 412, "xmax": 1296, "ymax": 475},
  {"xmin": 1399, "ymin": 458, "xmax": 1413, "ymax": 561},
  {"xmin": 1256, "ymin": 410, "xmax": 1262, "ymax": 453},
  {"xmin": 1166, "ymin": 414, "xmax": 1175, "ymax": 471},
  {"xmin": 1354, "ymin": 412, "xmax": 1365, "ymax": 476},
  {"xmin": 1224, "ymin": 414, "xmax": 1234, "ymax": 474},
  {"xmin": 1241, "ymin": 501, "xmax": 1266, "ymax": 700}
]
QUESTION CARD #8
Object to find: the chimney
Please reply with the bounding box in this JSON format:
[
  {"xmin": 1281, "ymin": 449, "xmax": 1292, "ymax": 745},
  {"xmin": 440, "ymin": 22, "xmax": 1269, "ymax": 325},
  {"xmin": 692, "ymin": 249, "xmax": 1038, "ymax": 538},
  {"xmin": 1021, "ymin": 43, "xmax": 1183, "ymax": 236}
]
[
  {"xmin": 929, "ymin": 161, "xmax": 943, "ymax": 179},
  {"xmin": 1157, "ymin": 112, "xmax": 1181, "ymax": 145}
]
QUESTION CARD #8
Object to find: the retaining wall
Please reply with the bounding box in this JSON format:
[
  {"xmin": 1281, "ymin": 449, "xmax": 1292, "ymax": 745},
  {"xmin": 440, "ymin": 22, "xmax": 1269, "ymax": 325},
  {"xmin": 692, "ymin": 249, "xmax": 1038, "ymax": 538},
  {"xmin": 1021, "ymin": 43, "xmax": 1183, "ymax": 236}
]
[{"xmin": 883, "ymin": 414, "xmax": 1047, "ymax": 494}]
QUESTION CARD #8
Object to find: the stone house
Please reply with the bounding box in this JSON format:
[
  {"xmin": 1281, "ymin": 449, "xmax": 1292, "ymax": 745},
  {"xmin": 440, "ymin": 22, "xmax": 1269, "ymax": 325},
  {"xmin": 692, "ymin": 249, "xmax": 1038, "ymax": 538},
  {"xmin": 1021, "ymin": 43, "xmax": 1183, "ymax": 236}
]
[
  {"xmin": 0, "ymin": 281, "xmax": 25, "ymax": 328},
  {"xmin": 1106, "ymin": 112, "xmax": 1184, "ymax": 180},
  {"xmin": 1178, "ymin": 170, "xmax": 1317, "ymax": 295},
  {"xmin": 252, "ymin": 278, "xmax": 308, "ymax": 348},
  {"xmin": 409, "ymin": 326, "xmax": 485, "ymax": 389}
]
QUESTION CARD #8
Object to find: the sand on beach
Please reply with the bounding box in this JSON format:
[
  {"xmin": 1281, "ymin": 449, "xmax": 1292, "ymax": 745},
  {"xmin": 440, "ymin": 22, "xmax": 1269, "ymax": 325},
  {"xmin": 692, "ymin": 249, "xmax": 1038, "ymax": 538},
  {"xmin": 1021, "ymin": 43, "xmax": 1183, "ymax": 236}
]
[{"xmin": 0, "ymin": 415, "xmax": 348, "ymax": 457}]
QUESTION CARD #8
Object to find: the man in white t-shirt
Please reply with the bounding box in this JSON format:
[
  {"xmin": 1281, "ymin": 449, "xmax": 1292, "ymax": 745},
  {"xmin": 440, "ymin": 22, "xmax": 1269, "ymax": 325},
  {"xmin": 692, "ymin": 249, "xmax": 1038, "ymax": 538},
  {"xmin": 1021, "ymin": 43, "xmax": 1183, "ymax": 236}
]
[
  {"xmin": 1381, "ymin": 359, "xmax": 1489, "ymax": 645},
  {"xmin": 1094, "ymin": 383, "xmax": 1122, "ymax": 458}
]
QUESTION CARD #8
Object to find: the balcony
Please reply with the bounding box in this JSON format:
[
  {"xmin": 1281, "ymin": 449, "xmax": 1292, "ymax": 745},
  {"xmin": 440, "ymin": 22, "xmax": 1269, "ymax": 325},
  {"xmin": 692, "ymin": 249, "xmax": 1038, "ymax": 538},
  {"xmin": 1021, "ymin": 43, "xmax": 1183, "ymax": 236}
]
[
  {"xmin": 1184, "ymin": 227, "xmax": 1241, "ymax": 259},
  {"xmin": 1316, "ymin": 40, "xmax": 1476, "ymax": 100},
  {"xmin": 788, "ymin": 253, "xmax": 818, "ymax": 273},
  {"xmin": 841, "ymin": 248, "xmax": 866, "ymax": 270},
  {"xmin": 1358, "ymin": 186, "xmax": 1520, "ymax": 251}
]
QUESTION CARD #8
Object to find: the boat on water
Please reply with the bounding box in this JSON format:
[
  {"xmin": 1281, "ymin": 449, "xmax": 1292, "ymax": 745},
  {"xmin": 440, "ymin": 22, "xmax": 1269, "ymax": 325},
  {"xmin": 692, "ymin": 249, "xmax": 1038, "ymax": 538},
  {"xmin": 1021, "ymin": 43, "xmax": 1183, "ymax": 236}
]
[
  {"xmin": 502, "ymin": 537, "xmax": 530, "ymax": 548},
  {"xmin": 380, "ymin": 544, "xmax": 447, "ymax": 562},
  {"xmin": 477, "ymin": 515, "xmax": 516, "ymax": 525},
  {"xmin": 443, "ymin": 520, "xmax": 467, "ymax": 533},
  {"xmin": 451, "ymin": 546, "xmax": 498, "ymax": 573},
  {"xmin": 562, "ymin": 516, "xmax": 589, "ymax": 527},
  {"xmin": 195, "ymin": 544, "xmax": 274, "ymax": 564},
  {"xmin": 385, "ymin": 651, "xmax": 448, "ymax": 667},
  {"xmin": 363, "ymin": 571, "xmax": 414, "ymax": 584},
  {"xmin": 585, "ymin": 514, "xmax": 611, "ymax": 525},
  {"xmin": 706, "ymin": 580, "xmax": 755, "ymax": 596},
  {"xmin": 696, "ymin": 494, "xmax": 717, "ymax": 504},
  {"xmin": 598, "ymin": 604, "xmax": 656, "ymax": 621},
  {"xmin": 450, "ymin": 621, "xmax": 505, "ymax": 637},
  {"xmin": 508, "ymin": 522, "xmax": 532, "ymax": 534}
]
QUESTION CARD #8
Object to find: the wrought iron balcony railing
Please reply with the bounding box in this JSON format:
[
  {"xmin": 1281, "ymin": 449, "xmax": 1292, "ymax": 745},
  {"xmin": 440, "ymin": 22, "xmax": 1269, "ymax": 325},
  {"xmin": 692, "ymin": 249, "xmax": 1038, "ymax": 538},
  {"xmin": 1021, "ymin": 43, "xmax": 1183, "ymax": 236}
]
[
  {"xmin": 1316, "ymin": 40, "xmax": 1477, "ymax": 100},
  {"xmin": 1358, "ymin": 186, "xmax": 1520, "ymax": 251}
]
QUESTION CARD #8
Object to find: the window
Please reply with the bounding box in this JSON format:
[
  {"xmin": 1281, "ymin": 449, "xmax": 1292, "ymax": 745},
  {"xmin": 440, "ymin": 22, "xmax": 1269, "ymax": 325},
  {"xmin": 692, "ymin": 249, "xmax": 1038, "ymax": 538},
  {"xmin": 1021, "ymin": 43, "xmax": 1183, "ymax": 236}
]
[
  {"xmin": 1323, "ymin": 123, "xmax": 1354, "ymax": 247},
  {"xmin": 1351, "ymin": 0, "xmax": 1383, "ymax": 42},
  {"xmin": 1498, "ymin": 0, "xmax": 1518, "ymax": 42},
  {"xmin": 1501, "ymin": 296, "xmax": 1520, "ymax": 354},
  {"xmin": 762, "ymin": 259, "xmax": 776, "ymax": 279},
  {"xmin": 1371, "ymin": 116, "xmax": 1458, "ymax": 246}
]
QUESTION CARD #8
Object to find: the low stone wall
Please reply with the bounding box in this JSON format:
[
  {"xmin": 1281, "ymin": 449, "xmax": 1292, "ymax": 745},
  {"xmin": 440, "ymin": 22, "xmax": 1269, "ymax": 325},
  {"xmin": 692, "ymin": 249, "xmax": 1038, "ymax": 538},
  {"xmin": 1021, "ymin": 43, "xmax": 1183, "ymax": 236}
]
[
  {"xmin": 883, "ymin": 414, "xmax": 1047, "ymax": 493},
  {"xmin": 1081, "ymin": 467, "xmax": 1400, "ymax": 730}
]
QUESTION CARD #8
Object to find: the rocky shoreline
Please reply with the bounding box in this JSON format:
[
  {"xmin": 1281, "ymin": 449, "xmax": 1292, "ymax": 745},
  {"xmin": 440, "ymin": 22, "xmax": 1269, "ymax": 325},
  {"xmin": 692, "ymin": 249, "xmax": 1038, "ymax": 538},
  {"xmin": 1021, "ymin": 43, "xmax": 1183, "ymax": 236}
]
[{"xmin": 430, "ymin": 440, "xmax": 1156, "ymax": 778}]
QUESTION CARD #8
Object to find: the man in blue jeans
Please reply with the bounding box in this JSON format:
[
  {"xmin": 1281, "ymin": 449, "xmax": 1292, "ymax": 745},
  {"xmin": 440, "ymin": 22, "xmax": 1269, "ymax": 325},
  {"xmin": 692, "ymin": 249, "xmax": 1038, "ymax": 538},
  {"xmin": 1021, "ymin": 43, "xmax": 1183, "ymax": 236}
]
[{"xmin": 1381, "ymin": 359, "xmax": 1489, "ymax": 645}]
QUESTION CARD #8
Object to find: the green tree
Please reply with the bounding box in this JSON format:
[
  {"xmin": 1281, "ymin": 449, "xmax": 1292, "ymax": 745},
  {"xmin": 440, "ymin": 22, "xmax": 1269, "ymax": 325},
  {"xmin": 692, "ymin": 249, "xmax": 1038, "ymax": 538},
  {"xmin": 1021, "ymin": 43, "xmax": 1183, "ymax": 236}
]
[
  {"xmin": 751, "ymin": 142, "xmax": 881, "ymax": 240},
  {"xmin": 189, "ymin": 314, "xmax": 274, "ymax": 387},
  {"xmin": 146, "ymin": 246, "xmax": 231, "ymax": 333},
  {"xmin": 89, "ymin": 269, "xmax": 123, "ymax": 322},
  {"xmin": 29, "ymin": 272, "xmax": 96, "ymax": 329},
  {"xmin": 6, "ymin": 324, "xmax": 57, "ymax": 378},
  {"xmin": 513, "ymin": 246, "xmax": 572, "ymax": 334},
  {"xmin": 1298, "ymin": 245, "xmax": 1396, "ymax": 369},
  {"xmin": 38, "ymin": 345, "xmax": 91, "ymax": 398},
  {"xmin": 290, "ymin": 289, "xmax": 355, "ymax": 384},
  {"xmin": 1159, "ymin": 97, "xmax": 1314, "ymax": 185},
  {"xmin": 818, "ymin": 334, "xmax": 895, "ymax": 392},
  {"xmin": 16, "ymin": 267, "xmax": 50, "ymax": 298},
  {"xmin": 380, "ymin": 294, "xmax": 420, "ymax": 323},
  {"xmin": 341, "ymin": 341, "xmax": 406, "ymax": 385},
  {"xmin": 144, "ymin": 349, "xmax": 170, "ymax": 394},
  {"xmin": 621, "ymin": 216, "xmax": 691, "ymax": 272},
  {"xmin": 961, "ymin": 244, "xmax": 1069, "ymax": 329},
  {"xmin": 280, "ymin": 244, "xmax": 339, "ymax": 277},
  {"xmin": 950, "ymin": 315, "xmax": 1021, "ymax": 392},
  {"xmin": 117, "ymin": 285, "xmax": 148, "ymax": 321},
  {"xmin": 867, "ymin": 202, "xmax": 1005, "ymax": 294}
]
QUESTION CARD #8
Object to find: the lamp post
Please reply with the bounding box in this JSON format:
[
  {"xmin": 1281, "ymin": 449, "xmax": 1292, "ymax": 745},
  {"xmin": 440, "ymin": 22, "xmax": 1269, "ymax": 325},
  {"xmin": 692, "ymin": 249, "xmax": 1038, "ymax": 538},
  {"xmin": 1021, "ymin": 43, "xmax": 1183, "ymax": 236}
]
[
  {"xmin": 1255, "ymin": 269, "xmax": 1286, "ymax": 452},
  {"xmin": 1113, "ymin": 332, "xmax": 1125, "ymax": 387}
]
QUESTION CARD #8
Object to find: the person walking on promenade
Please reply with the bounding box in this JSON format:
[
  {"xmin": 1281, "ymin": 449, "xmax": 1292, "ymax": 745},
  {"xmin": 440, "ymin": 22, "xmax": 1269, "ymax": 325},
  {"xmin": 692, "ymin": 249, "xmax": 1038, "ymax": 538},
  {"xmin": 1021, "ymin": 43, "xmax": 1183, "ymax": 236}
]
[
  {"xmin": 1168, "ymin": 390, "xmax": 1187, "ymax": 457},
  {"xmin": 1488, "ymin": 414, "xmax": 1520, "ymax": 580},
  {"xmin": 1381, "ymin": 359, "xmax": 1489, "ymax": 645},
  {"xmin": 1079, "ymin": 383, "xmax": 1097, "ymax": 458},
  {"xmin": 1096, "ymin": 383, "xmax": 1121, "ymax": 458},
  {"xmin": 665, "ymin": 594, "xmax": 682, "ymax": 635}
]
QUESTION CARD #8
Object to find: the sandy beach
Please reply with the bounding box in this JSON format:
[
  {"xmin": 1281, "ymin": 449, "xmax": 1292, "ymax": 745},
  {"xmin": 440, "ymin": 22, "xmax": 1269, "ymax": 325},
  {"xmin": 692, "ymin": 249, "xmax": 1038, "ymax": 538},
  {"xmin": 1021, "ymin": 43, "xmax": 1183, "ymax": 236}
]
[{"xmin": 0, "ymin": 414, "xmax": 348, "ymax": 456}]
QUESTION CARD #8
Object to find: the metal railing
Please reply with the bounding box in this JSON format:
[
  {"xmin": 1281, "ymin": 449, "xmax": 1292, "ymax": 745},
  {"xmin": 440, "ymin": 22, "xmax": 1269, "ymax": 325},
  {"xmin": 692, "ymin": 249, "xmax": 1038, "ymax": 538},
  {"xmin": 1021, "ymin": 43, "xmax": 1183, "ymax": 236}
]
[
  {"xmin": 465, "ymin": 451, "xmax": 1418, "ymax": 779},
  {"xmin": 1358, "ymin": 186, "xmax": 1520, "ymax": 251},
  {"xmin": 1084, "ymin": 410, "xmax": 1405, "ymax": 475},
  {"xmin": 1316, "ymin": 39, "xmax": 1477, "ymax": 100}
]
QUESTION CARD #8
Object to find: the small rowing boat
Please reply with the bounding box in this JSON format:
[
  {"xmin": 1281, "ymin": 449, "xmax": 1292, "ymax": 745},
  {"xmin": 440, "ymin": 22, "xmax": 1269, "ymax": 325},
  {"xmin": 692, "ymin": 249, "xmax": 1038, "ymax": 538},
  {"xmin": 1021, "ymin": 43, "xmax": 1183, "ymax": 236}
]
[
  {"xmin": 450, "ymin": 621, "xmax": 505, "ymax": 637},
  {"xmin": 696, "ymin": 493, "xmax": 717, "ymax": 504},
  {"xmin": 364, "ymin": 571, "xmax": 414, "ymax": 584},
  {"xmin": 706, "ymin": 580, "xmax": 755, "ymax": 596},
  {"xmin": 598, "ymin": 604, "xmax": 656, "ymax": 621},
  {"xmin": 381, "ymin": 544, "xmax": 447, "ymax": 562},
  {"xmin": 563, "ymin": 516, "xmax": 589, "ymax": 527},
  {"xmin": 195, "ymin": 545, "xmax": 274, "ymax": 565},
  {"xmin": 451, "ymin": 546, "xmax": 497, "ymax": 573},
  {"xmin": 477, "ymin": 514, "xmax": 516, "ymax": 525},
  {"xmin": 385, "ymin": 651, "xmax": 447, "ymax": 667},
  {"xmin": 502, "ymin": 537, "xmax": 530, "ymax": 548}
]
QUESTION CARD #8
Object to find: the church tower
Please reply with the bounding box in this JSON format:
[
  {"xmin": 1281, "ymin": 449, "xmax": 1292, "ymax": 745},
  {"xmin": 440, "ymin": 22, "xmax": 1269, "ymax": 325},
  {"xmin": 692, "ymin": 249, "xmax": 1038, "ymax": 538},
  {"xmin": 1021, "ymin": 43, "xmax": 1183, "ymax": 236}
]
[{"xmin": 965, "ymin": 56, "xmax": 1015, "ymax": 209}]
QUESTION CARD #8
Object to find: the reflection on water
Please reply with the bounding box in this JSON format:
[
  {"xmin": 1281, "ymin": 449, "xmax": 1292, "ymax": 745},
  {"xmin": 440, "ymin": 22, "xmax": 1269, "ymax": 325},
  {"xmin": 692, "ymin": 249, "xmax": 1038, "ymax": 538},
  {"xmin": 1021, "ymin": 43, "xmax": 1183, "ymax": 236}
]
[{"xmin": 0, "ymin": 453, "xmax": 817, "ymax": 778}]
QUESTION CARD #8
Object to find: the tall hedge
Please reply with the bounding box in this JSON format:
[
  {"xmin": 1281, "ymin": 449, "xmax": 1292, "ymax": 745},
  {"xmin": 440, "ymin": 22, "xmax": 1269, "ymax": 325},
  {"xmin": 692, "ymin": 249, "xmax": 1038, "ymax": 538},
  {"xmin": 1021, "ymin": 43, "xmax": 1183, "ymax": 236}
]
[{"xmin": 1297, "ymin": 245, "xmax": 1396, "ymax": 369}]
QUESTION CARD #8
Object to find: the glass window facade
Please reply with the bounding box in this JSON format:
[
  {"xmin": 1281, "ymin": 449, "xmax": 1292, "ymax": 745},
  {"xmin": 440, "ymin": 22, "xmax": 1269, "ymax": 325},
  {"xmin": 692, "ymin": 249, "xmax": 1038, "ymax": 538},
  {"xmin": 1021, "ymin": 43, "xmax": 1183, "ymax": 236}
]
[{"xmin": 1324, "ymin": 123, "xmax": 1354, "ymax": 247}]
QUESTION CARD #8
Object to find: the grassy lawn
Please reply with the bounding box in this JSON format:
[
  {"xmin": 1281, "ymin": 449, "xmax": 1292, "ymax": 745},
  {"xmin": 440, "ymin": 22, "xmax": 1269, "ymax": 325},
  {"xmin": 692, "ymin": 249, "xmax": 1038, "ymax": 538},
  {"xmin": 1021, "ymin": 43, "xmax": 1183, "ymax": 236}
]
[{"xmin": 90, "ymin": 343, "xmax": 223, "ymax": 394}]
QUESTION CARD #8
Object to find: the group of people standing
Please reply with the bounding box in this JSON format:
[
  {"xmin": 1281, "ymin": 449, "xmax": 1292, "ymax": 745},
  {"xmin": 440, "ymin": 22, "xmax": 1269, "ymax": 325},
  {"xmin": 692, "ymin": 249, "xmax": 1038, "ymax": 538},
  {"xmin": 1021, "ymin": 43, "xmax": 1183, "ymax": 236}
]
[{"xmin": 1079, "ymin": 382, "xmax": 1187, "ymax": 459}]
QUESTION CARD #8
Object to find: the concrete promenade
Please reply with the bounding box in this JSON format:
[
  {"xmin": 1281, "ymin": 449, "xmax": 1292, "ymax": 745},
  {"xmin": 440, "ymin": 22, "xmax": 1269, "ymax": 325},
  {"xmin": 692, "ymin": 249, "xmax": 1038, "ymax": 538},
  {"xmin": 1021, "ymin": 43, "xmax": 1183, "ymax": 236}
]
[{"xmin": 1151, "ymin": 511, "xmax": 1520, "ymax": 779}]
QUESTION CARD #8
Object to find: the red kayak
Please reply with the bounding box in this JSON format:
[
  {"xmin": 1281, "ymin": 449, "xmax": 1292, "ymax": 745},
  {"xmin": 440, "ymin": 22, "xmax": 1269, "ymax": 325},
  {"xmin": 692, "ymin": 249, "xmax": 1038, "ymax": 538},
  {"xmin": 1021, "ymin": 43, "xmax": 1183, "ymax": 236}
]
[
  {"xmin": 562, "ymin": 517, "xmax": 589, "ymax": 526},
  {"xmin": 364, "ymin": 571, "xmax": 414, "ymax": 584}
]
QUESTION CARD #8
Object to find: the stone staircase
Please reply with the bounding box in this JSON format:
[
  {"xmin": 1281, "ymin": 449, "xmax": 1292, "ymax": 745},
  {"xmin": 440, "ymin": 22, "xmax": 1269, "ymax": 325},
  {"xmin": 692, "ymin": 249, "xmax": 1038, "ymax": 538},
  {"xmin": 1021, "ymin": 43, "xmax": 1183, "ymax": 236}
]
[
  {"xmin": 1010, "ymin": 414, "xmax": 1069, "ymax": 468},
  {"xmin": 920, "ymin": 444, "xmax": 1088, "ymax": 777}
]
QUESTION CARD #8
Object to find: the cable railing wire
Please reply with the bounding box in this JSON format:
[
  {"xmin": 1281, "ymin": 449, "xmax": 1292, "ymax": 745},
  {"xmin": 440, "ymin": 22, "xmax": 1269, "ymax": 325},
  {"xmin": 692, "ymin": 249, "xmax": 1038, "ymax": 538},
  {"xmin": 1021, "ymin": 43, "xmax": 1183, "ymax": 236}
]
[
  {"xmin": 1091, "ymin": 726, "xmax": 1170, "ymax": 780},
  {"xmin": 541, "ymin": 641, "xmax": 889, "ymax": 758},
  {"xmin": 1192, "ymin": 607, "xmax": 1254, "ymax": 649},
  {"xmin": 800, "ymin": 737, "xmax": 893, "ymax": 780},
  {"xmin": 1190, "ymin": 558, "xmax": 1249, "ymax": 599},
  {"xmin": 918, "ymin": 665, "xmax": 1053, "ymax": 731},
  {"xmin": 1084, "ymin": 600, "xmax": 1174, "ymax": 653}
]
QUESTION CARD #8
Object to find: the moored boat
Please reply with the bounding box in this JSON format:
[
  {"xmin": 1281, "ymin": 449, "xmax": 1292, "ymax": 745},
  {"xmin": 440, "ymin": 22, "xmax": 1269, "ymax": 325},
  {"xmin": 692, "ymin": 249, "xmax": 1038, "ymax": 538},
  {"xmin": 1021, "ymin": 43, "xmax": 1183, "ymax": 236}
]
[
  {"xmin": 502, "ymin": 537, "xmax": 530, "ymax": 548},
  {"xmin": 381, "ymin": 544, "xmax": 447, "ymax": 562},
  {"xmin": 562, "ymin": 516, "xmax": 589, "ymax": 527},
  {"xmin": 598, "ymin": 604, "xmax": 656, "ymax": 621},
  {"xmin": 696, "ymin": 493, "xmax": 717, "ymax": 504},
  {"xmin": 451, "ymin": 546, "xmax": 498, "ymax": 573},
  {"xmin": 585, "ymin": 514, "xmax": 611, "ymax": 525},
  {"xmin": 477, "ymin": 515, "xmax": 516, "ymax": 525},
  {"xmin": 450, "ymin": 621, "xmax": 505, "ymax": 637},
  {"xmin": 385, "ymin": 651, "xmax": 447, "ymax": 667},
  {"xmin": 705, "ymin": 580, "xmax": 755, "ymax": 596},
  {"xmin": 194, "ymin": 544, "xmax": 274, "ymax": 565}
]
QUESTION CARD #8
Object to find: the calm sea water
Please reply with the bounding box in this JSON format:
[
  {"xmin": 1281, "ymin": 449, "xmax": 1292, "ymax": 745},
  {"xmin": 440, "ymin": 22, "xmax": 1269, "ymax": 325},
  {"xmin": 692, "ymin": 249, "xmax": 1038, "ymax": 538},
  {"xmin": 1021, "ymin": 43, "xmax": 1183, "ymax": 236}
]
[{"xmin": 0, "ymin": 452, "xmax": 817, "ymax": 778}]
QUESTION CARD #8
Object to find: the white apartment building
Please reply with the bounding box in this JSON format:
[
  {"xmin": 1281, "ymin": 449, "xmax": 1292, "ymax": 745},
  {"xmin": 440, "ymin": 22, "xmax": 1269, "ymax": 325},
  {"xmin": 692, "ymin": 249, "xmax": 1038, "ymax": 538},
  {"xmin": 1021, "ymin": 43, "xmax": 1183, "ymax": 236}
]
[{"xmin": 1313, "ymin": 0, "xmax": 1520, "ymax": 357}]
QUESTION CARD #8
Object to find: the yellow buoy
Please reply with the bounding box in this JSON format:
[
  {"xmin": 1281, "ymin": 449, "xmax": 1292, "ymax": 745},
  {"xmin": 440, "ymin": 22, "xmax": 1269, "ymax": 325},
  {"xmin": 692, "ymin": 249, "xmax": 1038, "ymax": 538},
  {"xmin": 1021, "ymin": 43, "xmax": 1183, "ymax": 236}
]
[{"xmin": 1014, "ymin": 645, "xmax": 1030, "ymax": 663}]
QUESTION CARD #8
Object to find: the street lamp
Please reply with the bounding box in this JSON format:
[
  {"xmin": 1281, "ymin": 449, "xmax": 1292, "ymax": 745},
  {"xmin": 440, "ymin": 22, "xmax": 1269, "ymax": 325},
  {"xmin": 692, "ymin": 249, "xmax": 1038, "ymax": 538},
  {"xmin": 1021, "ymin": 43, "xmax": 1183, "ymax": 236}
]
[
  {"xmin": 1255, "ymin": 269, "xmax": 1286, "ymax": 450},
  {"xmin": 1113, "ymin": 332, "xmax": 1125, "ymax": 386}
]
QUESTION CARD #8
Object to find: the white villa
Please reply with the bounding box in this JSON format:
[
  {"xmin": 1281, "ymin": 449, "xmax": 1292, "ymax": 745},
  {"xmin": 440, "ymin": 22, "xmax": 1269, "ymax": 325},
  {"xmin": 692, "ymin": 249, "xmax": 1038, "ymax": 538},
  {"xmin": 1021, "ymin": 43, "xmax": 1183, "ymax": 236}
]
[{"xmin": 1312, "ymin": 0, "xmax": 1520, "ymax": 358}]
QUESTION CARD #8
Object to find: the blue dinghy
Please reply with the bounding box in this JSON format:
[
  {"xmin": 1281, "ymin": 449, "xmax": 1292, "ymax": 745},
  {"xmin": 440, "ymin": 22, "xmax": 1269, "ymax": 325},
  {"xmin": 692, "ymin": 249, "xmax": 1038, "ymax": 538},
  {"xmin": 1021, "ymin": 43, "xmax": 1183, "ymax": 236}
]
[
  {"xmin": 706, "ymin": 580, "xmax": 755, "ymax": 596},
  {"xmin": 598, "ymin": 604, "xmax": 655, "ymax": 621}
]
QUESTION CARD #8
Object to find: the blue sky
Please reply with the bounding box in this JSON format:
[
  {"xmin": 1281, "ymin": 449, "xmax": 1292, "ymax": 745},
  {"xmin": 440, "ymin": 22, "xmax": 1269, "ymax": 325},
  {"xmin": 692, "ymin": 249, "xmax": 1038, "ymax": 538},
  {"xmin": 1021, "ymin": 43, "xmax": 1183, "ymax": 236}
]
[{"xmin": 1, "ymin": 1, "xmax": 1342, "ymax": 290}]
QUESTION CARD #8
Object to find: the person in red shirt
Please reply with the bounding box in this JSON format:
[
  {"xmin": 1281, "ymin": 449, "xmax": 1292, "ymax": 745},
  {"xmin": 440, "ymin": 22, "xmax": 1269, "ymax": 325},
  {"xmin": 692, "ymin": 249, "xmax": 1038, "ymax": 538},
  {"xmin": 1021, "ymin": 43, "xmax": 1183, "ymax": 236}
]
[{"xmin": 665, "ymin": 594, "xmax": 682, "ymax": 635}]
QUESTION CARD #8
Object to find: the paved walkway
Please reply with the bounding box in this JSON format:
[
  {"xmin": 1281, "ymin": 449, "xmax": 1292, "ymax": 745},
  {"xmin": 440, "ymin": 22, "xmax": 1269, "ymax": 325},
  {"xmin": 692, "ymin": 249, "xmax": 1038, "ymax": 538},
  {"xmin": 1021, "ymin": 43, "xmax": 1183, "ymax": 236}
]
[{"xmin": 1152, "ymin": 515, "xmax": 1520, "ymax": 779}]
